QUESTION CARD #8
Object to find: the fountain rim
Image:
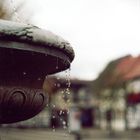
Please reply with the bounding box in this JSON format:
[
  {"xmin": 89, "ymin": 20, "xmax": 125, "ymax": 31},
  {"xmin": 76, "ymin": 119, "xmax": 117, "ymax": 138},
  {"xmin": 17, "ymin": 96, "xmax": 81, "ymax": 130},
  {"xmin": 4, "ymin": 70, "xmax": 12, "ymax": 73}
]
[{"xmin": 0, "ymin": 19, "xmax": 75, "ymax": 62}]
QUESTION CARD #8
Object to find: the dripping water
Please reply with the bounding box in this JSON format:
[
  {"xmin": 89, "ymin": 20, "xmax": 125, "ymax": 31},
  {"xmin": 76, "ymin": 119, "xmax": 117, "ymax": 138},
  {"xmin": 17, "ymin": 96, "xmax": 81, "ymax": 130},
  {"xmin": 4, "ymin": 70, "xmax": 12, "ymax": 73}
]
[
  {"xmin": 23, "ymin": 72, "xmax": 26, "ymax": 75},
  {"xmin": 65, "ymin": 68, "xmax": 71, "ymax": 104},
  {"xmin": 56, "ymin": 57, "xmax": 59, "ymax": 70},
  {"xmin": 51, "ymin": 67, "xmax": 71, "ymax": 133},
  {"xmin": 52, "ymin": 104, "xmax": 56, "ymax": 108},
  {"xmin": 65, "ymin": 68, "xmax": 71, "ymax": 93},
  {"xmin": 61, "ymin": 68, "xmax": 71, "ymax": 131},
  {"xmin": 59, "ymin": 110, "xmax": 62, "ymax": 115},
  {"xmin": 52, "ymin": 126, "xmax": 56, "ymax": 132},
  {"xmin": 10, "ymin": 0, "xmax": 22, "ymax": 22},
  {"xmin": 37, "ymin": 77, "xmax": 41, "ymax": 81}
]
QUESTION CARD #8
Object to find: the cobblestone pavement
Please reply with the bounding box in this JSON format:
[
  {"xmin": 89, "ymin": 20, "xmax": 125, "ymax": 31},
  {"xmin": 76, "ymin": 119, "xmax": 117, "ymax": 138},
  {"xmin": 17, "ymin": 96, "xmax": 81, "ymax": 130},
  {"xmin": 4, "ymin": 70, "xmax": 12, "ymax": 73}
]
[{"xmin": 0, "ymin": 128, "xmax": 140, "ymax": 140}]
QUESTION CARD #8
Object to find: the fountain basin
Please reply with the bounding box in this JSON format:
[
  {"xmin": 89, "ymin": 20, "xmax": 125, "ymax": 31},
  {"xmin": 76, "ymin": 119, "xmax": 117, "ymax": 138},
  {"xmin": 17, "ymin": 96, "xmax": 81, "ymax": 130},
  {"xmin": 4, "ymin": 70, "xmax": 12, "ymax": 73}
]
[{"xmin": 0, "ymin": 20, "xmax": 74, "ymax": 123}]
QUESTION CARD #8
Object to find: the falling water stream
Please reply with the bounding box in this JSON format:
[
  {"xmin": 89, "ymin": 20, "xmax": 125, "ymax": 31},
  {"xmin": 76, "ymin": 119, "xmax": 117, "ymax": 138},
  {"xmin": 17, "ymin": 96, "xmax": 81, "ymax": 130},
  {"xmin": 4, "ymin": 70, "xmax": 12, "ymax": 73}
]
[
  {"xmin": 52, "ymin": 68, "xmax": 72, "ymax": 133},
  {"xmin": 63, "ymin": 68, "xmax": 71, "ymax": 131},
  {"xmin": 10, "ymin": 0, "xmax": 22, "ymax": 22}
]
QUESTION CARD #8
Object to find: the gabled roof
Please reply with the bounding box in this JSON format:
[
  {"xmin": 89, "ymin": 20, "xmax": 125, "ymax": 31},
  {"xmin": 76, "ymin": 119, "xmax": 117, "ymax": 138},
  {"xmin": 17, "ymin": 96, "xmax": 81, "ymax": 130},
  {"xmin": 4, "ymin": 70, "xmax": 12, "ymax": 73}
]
[
  {"xmin": 95, "ymin": 55, "xmax": 140, "ymax": 89},
  {"xmin": 123, "ymin": 56, "xmax": 140, "ymax": 81}
]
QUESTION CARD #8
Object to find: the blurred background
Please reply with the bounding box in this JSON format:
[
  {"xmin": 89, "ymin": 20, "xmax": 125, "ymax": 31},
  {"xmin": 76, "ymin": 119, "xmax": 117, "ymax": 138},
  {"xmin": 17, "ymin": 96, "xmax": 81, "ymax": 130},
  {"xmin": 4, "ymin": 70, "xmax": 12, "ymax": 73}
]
[{"xmin": 1, "ymin": 0, "xmax": 140, "ymax": 140}]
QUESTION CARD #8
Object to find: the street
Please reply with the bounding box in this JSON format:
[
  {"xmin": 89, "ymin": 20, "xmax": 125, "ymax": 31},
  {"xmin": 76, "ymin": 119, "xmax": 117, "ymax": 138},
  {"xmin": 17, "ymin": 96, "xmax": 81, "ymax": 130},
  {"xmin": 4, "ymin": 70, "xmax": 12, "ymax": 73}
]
[{"xmin": 0, "ymin": 128, "xmax": 140, "ymax": 140}]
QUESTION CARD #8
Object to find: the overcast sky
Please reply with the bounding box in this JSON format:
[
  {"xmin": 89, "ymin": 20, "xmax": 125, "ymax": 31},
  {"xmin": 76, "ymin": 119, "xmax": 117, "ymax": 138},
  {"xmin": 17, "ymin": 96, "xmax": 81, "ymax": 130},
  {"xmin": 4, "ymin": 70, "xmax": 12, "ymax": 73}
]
[{"xmin": 13, "ymin": 0, "xmax": 140, "ymax": 80}]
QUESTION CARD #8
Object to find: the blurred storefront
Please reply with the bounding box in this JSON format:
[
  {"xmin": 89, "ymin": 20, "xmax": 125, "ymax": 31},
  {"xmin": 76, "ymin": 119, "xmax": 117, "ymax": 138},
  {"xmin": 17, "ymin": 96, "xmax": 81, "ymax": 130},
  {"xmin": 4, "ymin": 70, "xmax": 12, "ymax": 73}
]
[
  {"xmin": 93, "ymin": 55, "xmax": 140, "ymax": 131},
  {"xmin": 126, "ymin": 80, "xmax": 140, "ymax": 129}
]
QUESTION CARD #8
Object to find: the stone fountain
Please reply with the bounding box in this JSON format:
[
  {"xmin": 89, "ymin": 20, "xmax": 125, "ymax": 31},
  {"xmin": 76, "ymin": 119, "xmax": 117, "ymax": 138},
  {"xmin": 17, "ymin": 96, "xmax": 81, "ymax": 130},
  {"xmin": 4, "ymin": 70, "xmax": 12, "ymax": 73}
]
[{"xmin": 0, "ymin": 19, "xmax": 74, "ymax": 124}]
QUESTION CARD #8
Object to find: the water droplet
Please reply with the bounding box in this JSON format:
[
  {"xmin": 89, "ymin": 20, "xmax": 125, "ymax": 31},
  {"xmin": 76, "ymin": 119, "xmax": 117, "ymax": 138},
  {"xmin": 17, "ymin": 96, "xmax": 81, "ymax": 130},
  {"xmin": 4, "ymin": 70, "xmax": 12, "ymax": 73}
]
[
  {"xmin": 56, "ymin": 58, "xmax": 59, "ymax": 70},
  {"xmin": 38, "ymin": 78, "xmax": 41, "ymax": 81},
  {"xmin": 23, "ymin": 72, "xmax": 26, "ymax": 75},
  {"xmin": 59, "ymin": 110, "xmax": 62, "ymax": 115},
  {"xmin": 57, "ymin": 83, "xmax": 61, "ymax": 87},
  {"xmin": 64, "ymin": 68, "xmax": 71, "ymax": 99},
  {"xmin": 61, "ymin": 90, "xmax": 64, "ymax": 94},
  {"xmin": 57, "ymin": 77, "xmax": 60, "ymax": 80},
  {"xmin": 63, "ymin": 126, "xmax": 67, "ymax": 129},
  {"xmin": 62, "ymin": 121, "xmax": 66, "ymax": 125},
  {"xmin": 52, "ymin": 126, "xmax": 56, "ymax": 132}
]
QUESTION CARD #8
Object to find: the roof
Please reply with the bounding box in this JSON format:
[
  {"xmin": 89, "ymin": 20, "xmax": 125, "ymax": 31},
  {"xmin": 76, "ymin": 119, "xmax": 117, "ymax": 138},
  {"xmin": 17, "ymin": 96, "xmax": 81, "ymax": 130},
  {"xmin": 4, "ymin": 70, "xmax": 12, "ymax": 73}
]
[
  {"xmin": 95, "ymin": 55, "xmax": 140, "ymax": 89},
  {"xmin": 115, "ymin": 55, "xmax": 140, "ymax": 82}
]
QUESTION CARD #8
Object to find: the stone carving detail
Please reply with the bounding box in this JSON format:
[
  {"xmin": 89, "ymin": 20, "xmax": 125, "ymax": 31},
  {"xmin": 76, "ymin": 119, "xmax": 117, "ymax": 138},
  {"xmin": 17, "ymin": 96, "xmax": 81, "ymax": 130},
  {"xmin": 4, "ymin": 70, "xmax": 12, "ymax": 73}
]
[{"xmin": 0, "ymin": 87, "xmax": 48, "ymax": 124}]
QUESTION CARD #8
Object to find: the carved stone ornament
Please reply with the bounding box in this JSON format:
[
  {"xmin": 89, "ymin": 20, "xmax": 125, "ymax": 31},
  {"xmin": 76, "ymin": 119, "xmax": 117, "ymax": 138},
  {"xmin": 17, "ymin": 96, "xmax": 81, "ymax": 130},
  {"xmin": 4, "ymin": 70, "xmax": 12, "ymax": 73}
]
[{"xmin": 0, "ymin": 20, "xmax": 75, "ymax": 124}]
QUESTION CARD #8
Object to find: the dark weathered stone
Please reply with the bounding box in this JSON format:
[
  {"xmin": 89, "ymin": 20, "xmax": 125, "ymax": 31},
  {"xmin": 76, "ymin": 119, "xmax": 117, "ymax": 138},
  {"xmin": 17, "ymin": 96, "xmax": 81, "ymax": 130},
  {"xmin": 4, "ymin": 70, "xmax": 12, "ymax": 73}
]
[
  {"xmin": 0, "ymin": 20, "xmax": 75, "ymax": 123},
  {"xmin": 0, "ymin": 87, "xmax": 47, "ymax": 123}
]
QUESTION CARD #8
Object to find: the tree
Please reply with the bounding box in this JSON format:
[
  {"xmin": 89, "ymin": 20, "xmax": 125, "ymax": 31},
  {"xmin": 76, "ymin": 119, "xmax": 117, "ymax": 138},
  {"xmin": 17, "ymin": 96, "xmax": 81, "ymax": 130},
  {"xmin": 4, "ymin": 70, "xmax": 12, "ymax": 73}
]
[{"xmin": 0, "ymin": 0, "xmax": 10, "ymax": 19}]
